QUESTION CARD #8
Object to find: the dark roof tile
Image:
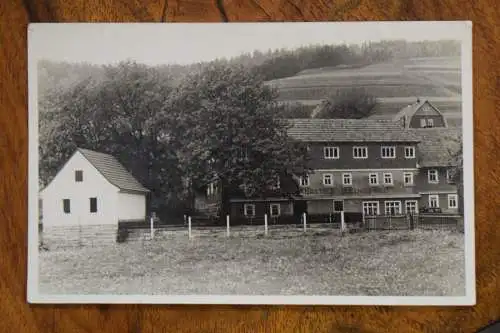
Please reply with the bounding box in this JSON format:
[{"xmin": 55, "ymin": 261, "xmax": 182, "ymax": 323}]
[{"xmin": 285, "ymin": 119, "xmax": 420, "ymax": 143}]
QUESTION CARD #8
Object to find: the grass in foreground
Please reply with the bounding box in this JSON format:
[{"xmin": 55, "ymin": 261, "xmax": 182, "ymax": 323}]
[{"xmin": 39, "ymin": 228, "xmax": 465, "ymax": 296}]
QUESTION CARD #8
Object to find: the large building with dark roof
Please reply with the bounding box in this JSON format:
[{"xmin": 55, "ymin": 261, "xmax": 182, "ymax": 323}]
[{"xmin": 198, "ymin": 117, "xmax": 461, "ymax": 221}]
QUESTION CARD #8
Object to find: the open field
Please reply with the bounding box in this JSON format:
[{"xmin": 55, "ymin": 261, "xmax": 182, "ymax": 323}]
[
  {"xmin": 39, "ymin": 228, "xmax": 465, "ymax": 296},
  {"xmin": 267, "ymin": 57, "xmax": 462, "ymax": 120}
]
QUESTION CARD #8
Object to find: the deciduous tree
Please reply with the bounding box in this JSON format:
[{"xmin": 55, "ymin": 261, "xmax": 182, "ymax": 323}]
[
  {"xmin": 170, "ymin": 63, "xmax": 310, "ymax": 220},
  {"xmin": 39, "ymin": 61, "xmax": 185, "ymax": 219}
]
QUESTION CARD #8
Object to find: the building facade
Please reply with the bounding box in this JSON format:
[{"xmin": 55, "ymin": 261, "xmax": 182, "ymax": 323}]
[{"xmin": 193, "ymin": 118, "xmax": 461, "ymax": 221}]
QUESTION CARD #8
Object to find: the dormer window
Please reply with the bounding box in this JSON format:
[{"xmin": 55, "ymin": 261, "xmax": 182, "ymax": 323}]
[
  {"xmin": 324, "ymin": 146, "xmax": 339, "ymax": 159},
  {"xmin": 353, "ymin": 146, "xmax": 368, "ymax": 159},
  {"xmin": 405, "ymin": 146, "xmax": 416, "ymax": 159},
  {"xmin": 381, "ymin": 146, "xmax": 396, "ymax": 159},
  {"xmin": 75, "ymin": 170, "xmax": 83, "ymax": 182}
]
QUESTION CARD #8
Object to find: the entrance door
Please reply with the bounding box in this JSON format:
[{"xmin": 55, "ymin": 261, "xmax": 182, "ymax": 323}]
[{"xmin": 293, "ymin": 200, "xmax": 307, "ymax": 217}]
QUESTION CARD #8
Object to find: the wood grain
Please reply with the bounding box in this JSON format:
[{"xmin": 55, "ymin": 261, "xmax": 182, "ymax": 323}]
[{"xmin": 1, "ymin": 0, "xmax": 499, "ymax": 332}]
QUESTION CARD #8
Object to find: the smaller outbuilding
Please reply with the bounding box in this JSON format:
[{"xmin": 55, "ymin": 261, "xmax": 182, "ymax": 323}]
[{"xmin": 39, "ymin": 148, "xmax": 150, "ymax": 246}]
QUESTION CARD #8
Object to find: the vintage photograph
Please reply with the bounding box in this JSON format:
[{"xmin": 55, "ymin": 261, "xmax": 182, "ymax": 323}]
[{"xmin": 27, "ymin": 22, "xmax": 475, "ymax": 305}]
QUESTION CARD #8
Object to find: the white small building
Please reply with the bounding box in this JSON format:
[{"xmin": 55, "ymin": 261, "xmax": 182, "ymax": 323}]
[{"xmin": 40, "ymin": 148, "xmax": 150, "ymax": 228}]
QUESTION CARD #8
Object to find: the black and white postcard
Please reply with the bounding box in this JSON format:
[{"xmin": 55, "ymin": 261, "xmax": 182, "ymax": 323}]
[{"xmin": 27, "ymin": 21, "xmax": 475, "ymax": 305}]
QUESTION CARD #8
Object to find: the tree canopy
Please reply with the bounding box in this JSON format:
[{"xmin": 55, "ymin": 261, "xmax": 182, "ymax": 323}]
[
  {"xmin": 167, "ymin": 63, "xmax": 309, "ymax": 216},
  {"xmin": 39, "ymin": 61, "xmax": 186, "ymax": 218}
]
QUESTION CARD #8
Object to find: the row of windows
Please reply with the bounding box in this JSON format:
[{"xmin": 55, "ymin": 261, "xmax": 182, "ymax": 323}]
[
  {"xmin": 362, "ymin": 200, "xmax": 419, "ymax": 216},
  {"xmin": 242, "ymin": 195, "xmax": 458, "ymax": 218},
  {"xmin": 363, "ymin": 195, "xmax": 458, "ymax": 215},
  {"xmin": 62, "ymin": 198, "xmax": 97, "ymax": 214},
  {"xmin": 299, "ymin": 169, "xmax": 454, "ymax": 187},
  {"xmin": 420, "ymin": 118, "xmax": 435, "ymax": 128},
  {"xmin": 323, "ymin": 146, "xmax": 416, "ymax": 160},
  {"xmin": 301, "ymin": 172, "xmax": 411, "ymax": 187},
  {"xmin": 429, "ymin": 169, "xmax": 454, "ymax": 184},
  {"xmin": 303, "ymin": 172, "xmax": 415, "ymax": 187},
  {"xmin": 243, "ymin": 203, "xmax": 280, "ymax": 217},
  {"xmin": 429, "ymin": 194, "xmax": 458, "ymax": 209}
]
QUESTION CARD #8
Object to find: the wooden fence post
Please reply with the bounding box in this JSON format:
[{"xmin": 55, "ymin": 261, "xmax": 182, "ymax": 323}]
[
  {"xmin": 188, "ymin": 216, "xmax": 192, "ymax": 239},
  {"xmin": 150, "ymin": 216, "xmax": 154, "ymax": 240},
  {"xmin": 340, "ymin": 211, "xmax": 346, "ymax": 234},
  {"xmin": 226, "ymin": 214, "xmax": 230, "ymax": 237},
  {"xmin": 303, "ymin": 212, "xmax": 307, "ymax": 232},
  {"xmin": 264, "ymin": 214, "xmax": 268, "ymax": 236}
]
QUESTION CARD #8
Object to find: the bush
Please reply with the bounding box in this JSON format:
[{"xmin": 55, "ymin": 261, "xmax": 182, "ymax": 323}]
[{"xmin": 116, "ymin": 228, "xmax": 130, "ymax": 243}]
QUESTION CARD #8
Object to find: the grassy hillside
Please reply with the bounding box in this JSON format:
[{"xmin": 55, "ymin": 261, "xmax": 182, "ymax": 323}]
[{"xmin": 267, "ymin": 56, "xmax": 462, "ymax": 126}]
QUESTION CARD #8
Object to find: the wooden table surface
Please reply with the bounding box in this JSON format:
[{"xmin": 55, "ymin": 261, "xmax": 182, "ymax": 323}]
[{"xmin": 1, "ymin": 1, "xmax": 499, "ymax": 332}]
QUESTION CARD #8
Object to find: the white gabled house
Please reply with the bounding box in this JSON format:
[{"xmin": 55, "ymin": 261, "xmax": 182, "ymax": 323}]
[{"xmin": 40, "ymin": 148, "xmax": 150, "ymax": 228}]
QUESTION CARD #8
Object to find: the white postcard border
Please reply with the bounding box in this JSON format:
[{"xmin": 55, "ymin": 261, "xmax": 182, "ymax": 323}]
[{"xmin": 27, "ymin": 21, "xmax": 475, "ymax": 305}]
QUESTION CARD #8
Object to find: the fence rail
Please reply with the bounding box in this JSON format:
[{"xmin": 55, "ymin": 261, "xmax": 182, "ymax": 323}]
[{"xmin": 39, "ymin": 212, "xmax": 463, "ymax": 248}]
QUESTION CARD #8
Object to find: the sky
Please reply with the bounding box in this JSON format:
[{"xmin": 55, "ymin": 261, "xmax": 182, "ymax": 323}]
[{"xmin": 28, "ymin": 22, "xmax": 470, "ymax": 66}]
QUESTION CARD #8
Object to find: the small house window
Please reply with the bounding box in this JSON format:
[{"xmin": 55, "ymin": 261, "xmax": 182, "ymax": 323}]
[
  {"xmin": 429, "ymin": 195, "xmax": 440, "ymax": 208},
  {"xmin": 323, "ymin": 174, "xmax": 333, "ymax": 186},
  {"xmin": 405, "ymin": 146, "xmax": 415, "ymax": 158},
  {"xmin": 270, "ymin": 203, "xmax": 281, "ymax": 217},
  {"xmin": 63, "ymin": 199, "xmax": 70, "ymax": 214},
  {"xmin": 427, "ymin": 119, "xmax": 434, "ymax": 127},
  {"xmin": 420, "ymin": 119, "xmax": 426, "ymax": 127},
  {"xmin": 428, "ymin": 169, "xmax": 439, "ymax": 183},
  {"xmin": 75, "ymin": 170, "xmax": 83, "ymax": 182},
  {"xmin": 383, "ymin": 173, "xmax": 393, "ymax": 186},
  {"xmin": 342, "ymin": 173, "xmax": 352, "ymax": 186},
  {"xmin": 368, "ymin": 173, "xmax": 378, "ymax": 185},
  {"xmin": 90, "ymin": 197, "xmax": 97, "ymax": 213},
  {"xmin": 448, "ymin": 194, "xmax": 458, "ymax": 209},
  {"xmin": 404, "ymin": 172, "xmax": 414, "ymax": 186},
  {"xmin": 353, "ymin": 146, "xmax": 368, "ymax": 159},
  {"xmin": 299, "ymin": 175, "xmax": 310, "ymax": 187},
  {"xmin": 244, "ymin": 204, "xmax": 255, "ymax": 217},
  {"xmin": 381, "ymin": 146, "xmax": 396, "ymax": 159},
  {"xmin": 324, "ymin": 146, "xmax": 339, "ymax": 159}
]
